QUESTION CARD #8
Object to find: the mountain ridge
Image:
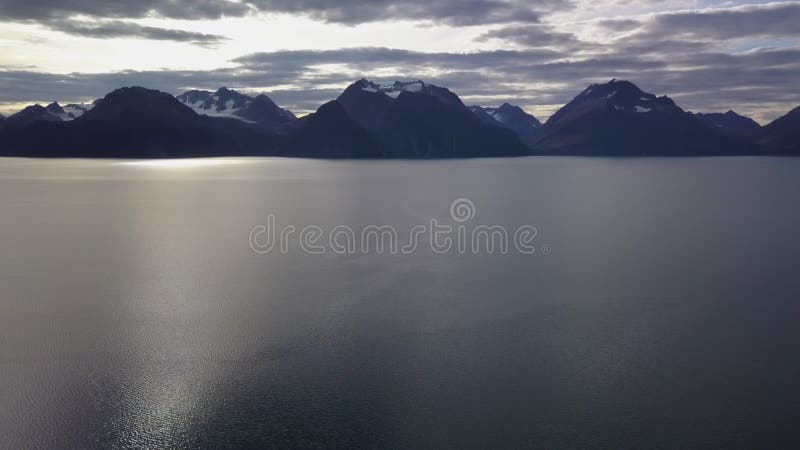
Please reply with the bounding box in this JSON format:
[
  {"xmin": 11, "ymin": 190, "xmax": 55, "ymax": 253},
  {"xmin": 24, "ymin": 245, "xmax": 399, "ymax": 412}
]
[
  {"xmin": 469, "ymin": 103, "xmax": 542, "ymax": 148},
  {"xmin": 176, "ymin": 87, "xmax": 295, "ymax": 129},
  {"xmin": 0, "ymin": 86, "xmax": 276, "ymax": 158},
  {"xmin": 755, "ymin": 106, "xmax": 800, "ymax": 153},
  {"xmin": 337, "ymin": 79, "xmax": 527, "ymax": 157},
  {"xmin": 689, "ymin": 110, "xmax": 762, "ymax": 138},
  {"xmin": 0, "ymin": 79, "xmax": 797, "ymax": 158},
  {"xmin": 534, "ymin": 79, "xmax": 760, "ymax": 156}
]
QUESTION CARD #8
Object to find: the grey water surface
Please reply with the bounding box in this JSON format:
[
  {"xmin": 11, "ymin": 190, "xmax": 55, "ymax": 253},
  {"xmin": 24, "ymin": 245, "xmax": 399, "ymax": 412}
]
[{"xmin": 1, "ymin": 157, "xmax": 799, "ymax": 448}]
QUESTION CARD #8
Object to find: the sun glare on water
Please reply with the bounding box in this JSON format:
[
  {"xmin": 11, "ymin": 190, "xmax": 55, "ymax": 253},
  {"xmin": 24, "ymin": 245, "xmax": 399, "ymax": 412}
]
[{"xmin": 115, "ymin": 159, "xmax": 247, "ymax": 169}]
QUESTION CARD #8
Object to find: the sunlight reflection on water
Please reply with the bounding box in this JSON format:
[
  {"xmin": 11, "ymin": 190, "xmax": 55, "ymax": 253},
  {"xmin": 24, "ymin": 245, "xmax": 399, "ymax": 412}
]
[{"xmin": 114, "ymin": 159, "xmax": 248, "ymax": 169}]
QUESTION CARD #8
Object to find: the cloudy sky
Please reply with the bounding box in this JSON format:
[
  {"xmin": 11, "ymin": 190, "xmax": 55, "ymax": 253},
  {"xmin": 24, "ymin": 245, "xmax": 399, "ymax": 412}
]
[{"xmin": 0, "ymin": 0, "xmax": 798, "ymax": 123}]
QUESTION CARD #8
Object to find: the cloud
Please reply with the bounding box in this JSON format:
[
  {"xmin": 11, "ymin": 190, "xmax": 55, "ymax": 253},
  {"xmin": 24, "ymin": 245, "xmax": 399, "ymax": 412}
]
[
  {"xmin": 478, "ymin": 2, "xmax": 800, "ymax": 54},
  {"xmin": 0, "ymin": 0, "xmax": 250, "ymax": 21},
  {"xmin": 594, "ymin": 18, "xmax": 642, "ymax": 31},
  {"xmin": 645, "ymin": 2, "xmax": 800, "ymax": 40},
  {"xmin": 2, "ymin": 43, "xmax": 799, "ymax": 123},
  {"xmin": 48, "ymin": 20, "xmax": 227, "ymax": 46},
  {"xmin": 232, "ymin": 47, "xmax": 564, "ymax": 72},
  {"xmin": 2, "ymin": 1, "xmax": 798, "ymax": 124},
  {"xmin": 0, "ymin": 0, "xmax": 571, "ymax": 26},
  {"xmin": 477, "ymin": 24, "xmax": 588, "ymax": 50},
  {"xmin": 247, "ymin": 0, "xmax": 563, "ymax": 25}
]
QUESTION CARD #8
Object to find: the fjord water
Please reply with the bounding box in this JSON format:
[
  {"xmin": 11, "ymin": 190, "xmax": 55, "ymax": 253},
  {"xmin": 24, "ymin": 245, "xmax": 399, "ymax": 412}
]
[{"xmin": 1, "ymin": 157, "xmax": 799, "ymax": 448}]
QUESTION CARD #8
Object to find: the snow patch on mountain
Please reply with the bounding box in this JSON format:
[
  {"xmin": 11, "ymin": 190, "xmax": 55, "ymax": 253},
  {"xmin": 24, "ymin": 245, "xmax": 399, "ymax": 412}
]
[
  {"xmin": 61, "ymin": 103, "xmax": 94, "ymax": 120},
  {"xmin": 355, "ymin": 79, "xmax": 462, "ymax": 107},
  {"xmin": 176, "ymin": 87, "xmax": 295, "ymax": 126},
  {"xmin": 358, "ymin": 80, "xmax": 424, "ymax": 95},
  {"xmin": 481, "ymin": 104, "xmax": 542, "ymax": 129},
  {"xmin": 545, "ymin": 79, "xmax": 683, "ymax": 129},
  {"xmin": 182, "ymin": 99, "xmax": 253, "ymax": 121},
  {"xmin": 468, "ymin": 103, "xmax": 543, "ymax": 147}
]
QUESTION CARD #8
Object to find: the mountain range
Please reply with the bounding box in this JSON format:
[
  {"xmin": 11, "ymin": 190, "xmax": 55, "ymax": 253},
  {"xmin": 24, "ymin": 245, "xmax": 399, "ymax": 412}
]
[{"xmin": 0, "ymin": 79, "xmax": 797, "ymax": 158}]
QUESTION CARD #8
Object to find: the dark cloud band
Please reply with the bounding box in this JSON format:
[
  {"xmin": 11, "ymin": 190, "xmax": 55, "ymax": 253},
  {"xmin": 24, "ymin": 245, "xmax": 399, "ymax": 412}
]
[
  {"xmin": 48, "ymin": 20, "xmax": 227, "ymax": 46},
  {"xmin": 0, "ymin": 0, "xmax": 249, "ymax": 21},
  {"xmin": 0, "ymin": 0, "xmax": 563, "ymax": 25},
  {"xmin": 648, "ymin": 2, "xmax": 800, "ymax": 40},
  {"xmin": 2, "ymin": 43, "xmax": 798, "ymax": 123}
]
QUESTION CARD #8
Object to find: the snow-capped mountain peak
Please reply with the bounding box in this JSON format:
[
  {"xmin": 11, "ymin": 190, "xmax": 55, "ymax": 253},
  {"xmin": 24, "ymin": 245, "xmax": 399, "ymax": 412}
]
[
  {"xmin": 574, "ymin": 79, "xmax": 678, "ymax": 115},
  {"xmin": 177, "ymin": 87, "xmax": 249, "ymax": 116},
  {"xmin": 468, "ymin": 103, "xmax": 542, "ymax": 147},
  {"xmin": 43, "ymin": 101, "xmax": 93, "ymax": 121},
  {"xmin": 380, "ymin": 80, "xmax": 424, "ymax": 98},
  {"xmin": 6, "ymin": 104, "xmax": 63, "ymax": 126},
  {"xmin": 336, "ymin": 78, "xmax": 527, "ymax": 155},
  {"xmin": 175, "ymin": 87, "xmax": 295, "ymax": 128},
  {"xmin": 355, "ymin": 79, "xmax": 425, "ymax": 97},
  {"xmin": 63, "ymin": 103, "xmax": 93, "ymax": 120},
  {"xmin": 354, "ymin": 78, "xmax": 381, "ymax": 92},
  {"xmin": 44, "ymin": 102, "xmax": 65, "ymax": 115},
  {"xmin": 546, "ymin": 79, "xmax": 681, "ymax": 128},
  {"xmin": 483, "ymin": 103, "xmax": 542, "ymax": 129},
  {"xmin": 351, "ymin": 78, "xmax": 462, "ymax": 107}
]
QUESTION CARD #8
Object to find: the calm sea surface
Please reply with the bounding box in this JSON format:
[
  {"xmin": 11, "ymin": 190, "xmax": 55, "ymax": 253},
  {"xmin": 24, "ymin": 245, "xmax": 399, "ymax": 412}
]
[{"xmin": 1, "ymin": 157, "xmax": 799, "ymax": 448}]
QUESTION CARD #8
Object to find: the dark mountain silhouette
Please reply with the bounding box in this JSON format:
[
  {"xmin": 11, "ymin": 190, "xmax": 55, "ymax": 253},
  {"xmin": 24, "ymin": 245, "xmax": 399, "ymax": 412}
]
[
  {"xmin": 0, "ymin": 80, "xmax": 796, "ymax": 158},
  {"xmin": 755, "ymin": 106, "xmax": 800, "ymax": 153},
  {"xmin": 337, "ymin": 79, "xmax": 526, "ymax": 157},
  {"xmin": 4, "ymin": 101, "xmax": 91, "ymax": 125},
  {"xmin": 277, "ymin": 100, "xmax": 384, "ymax": 158},
  {"xmin": 336, "ymin": 79, "xmax": 394, "ymax": 129},
  {"xmin": 46, "ymin": 101, "xmax": 94, "ymax": 120},
  {"xmin": 0, "ymin": 87, "xmax": 275, "ymax": 158},
  {"xmin": 6, "ymin": 104, "xmax": 63, "ymax": 127},
  {"xmin": 236, "ymin": 94, "xmax": 296, "ymax": 127},
  {"xmin": 690, "ymin": 110, "xmax": 761, "ymax": 137},
  {"xmin": 45, "ymin": 102, "xmax": 67, "ymax": 117},
  {"xmin": 85, "ymin": 87, "xmax": 200, "ymax": 122},
  {"xmin": 470, "ymin": 103, "xmax": 542, "ymax": 147},
  {"xmin": 468, "ymin": 105, "xmax": 499, "ymax": 126},
  {"xmin": 534, "ymin": 79, "xmax": 757, "ymax": 155},
  {"xmin": 176, "ymin": 87, "xmax": 295, "ymax": 129}
]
